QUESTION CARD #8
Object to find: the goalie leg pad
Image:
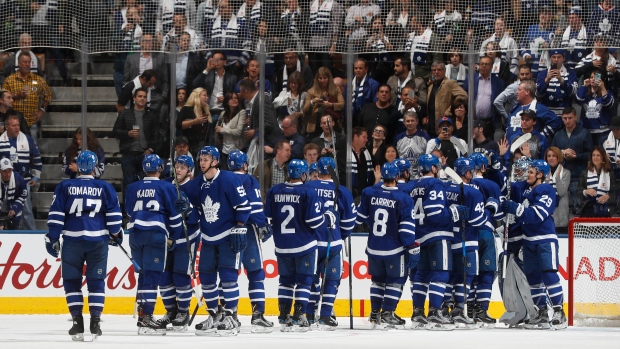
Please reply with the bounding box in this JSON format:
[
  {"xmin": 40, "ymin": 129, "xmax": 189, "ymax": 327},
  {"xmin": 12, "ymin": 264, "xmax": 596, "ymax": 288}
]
[{"xmin": 499, "ymin": 254, "xmax": 533, "ymax": 326}]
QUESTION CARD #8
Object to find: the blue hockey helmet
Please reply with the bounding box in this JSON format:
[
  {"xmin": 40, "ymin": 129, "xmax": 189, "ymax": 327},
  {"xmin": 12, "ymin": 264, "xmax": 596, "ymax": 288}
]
[
  {"xmin": 469, "ymin": 152, "xmax": 488, "ymax": 170},
  {"xmin": 198, "ymin": 146, "xmax": 220, "ymax": 161},
  {"xmin": 142, "ymin": 154, "xmax": 163, "ymax": 173},
  {"xmin": 308, "ymin": 162, "xmax": 319, "ymax": 174},
  {"xmin": 418, "ymin": 154, "xmax": 440, "ymax": 172},
  {"xmin": 531, "ymin": 159, "xmax": 550, "ymax": 178},
  {"xmin": 227, "ymin": 150, "xmax": 248, "ymax": 171},
  {"xmin": 317, "ymin": 157, "xmax": 336, "ymax": 175},
  {"xmin": 76, "ymin": 150, "xmax": 98, "ymax": 174},
  {"xmin": 393, "ymin": 158, "xmax": 411, "ymax": 177},
  {"xmin": 382, "ymin": 162, "xmax": 399, "ymax": 180},
  {"xmin": 288, "ymin": 159, "xmax": 308, "ymax": 179},
  {"xmin": 453, "ymin": 157, "xmax": 475, "ymax": 177},
  {"xmin": 174, "ymin": 154, "xmax": 194, "ymax": 173}
]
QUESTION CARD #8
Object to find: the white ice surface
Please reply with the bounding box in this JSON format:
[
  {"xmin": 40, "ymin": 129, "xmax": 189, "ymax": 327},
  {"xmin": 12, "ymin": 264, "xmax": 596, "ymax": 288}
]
[{"xmin": 1, "ymin": 315, "xmax": 619, "ymax": 349}]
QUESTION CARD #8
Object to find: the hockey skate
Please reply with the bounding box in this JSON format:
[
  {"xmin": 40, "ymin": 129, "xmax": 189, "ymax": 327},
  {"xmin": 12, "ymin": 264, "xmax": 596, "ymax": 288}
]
[
  {"xmin": 278, "ymin": 314, "xmax": 294, "ymax": 332},
  {"xmin": 90, "ymin": 316, "xmax": 102, "ymax": 340},
  {"xmin": 195, "ymin": 310, "xmax": 221, "ymax": 336},
  {"xmin": 551, "ymin": 306, "xmax": 567, "ymax": 330},
  {"xmin": 172, "ymin": 311, "xmax": 190, "ymax": 332},
  {"xmin": 381, "ymin": 310, "xmax": 406, "ymax": 330},
  {"xmin": 410, "ymin": 307, "xmax": 428, "ymax": 330},
  {"xmin": 291, "ymin": 304, "xmax": 311, "ymax": 332},
  {"xmin": 216, "ymin": 310, "xmax": 241, "ymax": 337},
  {"xmin": 156, "ymin": 309, "xmax": 177, "ymax": 330},
  {"xmin": 317, "ymin": 315, "xmax": 338, "ymax": 331},
  {"xmin": 306, "ymin": 313, "xmax": 317, "ymax": 329},
  {"xmin": 68, "ymin": 314, "xmax": 84, "ymax": 341},
  {"xmin": 450, "ymin": 307, "xmax": 476, "ymax": 329},
  {"xmin": 369, "ymin": 310, "xmax": 384, "ymax": 330},
  {"xmin": 251, "ymin": 309, "xmax": 274, "ymax": 333},
  {"xmin": 466, "ymin": 301, "xmax": 475, "ymax": 319},
  {"xmin": 427, "ymin": 307, "xmax": 456, "ymax": 331},
  {"xmin": 524, "ymin": 308, "xmax": 551, "ymax": 330},
  {"xmin": 473, "ymin": 306, "xmax": 497, "ymax": 329},
  {"xmin": 138, "ymin": 314, "xmax": 167, "ymax": 335}
]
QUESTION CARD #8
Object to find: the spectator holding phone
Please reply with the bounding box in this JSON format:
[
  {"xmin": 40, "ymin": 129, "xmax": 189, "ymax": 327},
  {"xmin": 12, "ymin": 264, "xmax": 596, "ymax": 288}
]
[
  {"xmin": 576, "ymin": 70, "xmax": 615, "ymax": 146},
  {"xmin": 536, "ymin": 49, "xmax": 578, "ymax": 118}
]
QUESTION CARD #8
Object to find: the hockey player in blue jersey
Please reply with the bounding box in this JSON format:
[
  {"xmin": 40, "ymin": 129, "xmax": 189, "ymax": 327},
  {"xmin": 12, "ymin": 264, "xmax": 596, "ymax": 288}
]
[
  {"xmin": 306, "ymin": 157, "xmax": 356, "ymax": 330},
  {"xmin": 443, "ymin": 157, "xmax": 494, "ymax": 328},
  {"xmin": 227, "ymin": 150, "xmax": 274, "ymax": 333},
  {"xmin": 502, "ymin": 160, "xmax": 567, "ymax": 330},
  {"xmin": 45, "ymin": 150, "xmax": 123, "ymax": 341},
  {"xmin": 125, "ymin": 154, "xmax": 184, "ymax": 335},
  {"xmin": 393, "ymin": 158, "xmax": 417, "ymax": 195},
  {"xmin": 356, "ymin": 162, "xmax": 417, "ymax": 330},
  {"xmin": 410, "ymin": 154, "xmax": 459, "ymax": 330},
  {"xmin": 265, "ymin": 159, "xmax": 327, "ymax": 332},
  {"xmin": 483, "ymin": 150, "xmax": 508, "ymax": 196},
  {"xmin": 185, "ymin": 146, "xmax": 251, "ymax": 336},
  {"xmin": 155, "ymin": 155, "xmax": 200, "ymax": 331}
]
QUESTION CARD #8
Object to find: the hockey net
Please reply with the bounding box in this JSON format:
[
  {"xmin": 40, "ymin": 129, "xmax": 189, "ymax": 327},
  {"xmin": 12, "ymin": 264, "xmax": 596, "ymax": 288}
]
[{"xmin": 568, "ymin": 218, "xmax": 620, "ymax": 327}]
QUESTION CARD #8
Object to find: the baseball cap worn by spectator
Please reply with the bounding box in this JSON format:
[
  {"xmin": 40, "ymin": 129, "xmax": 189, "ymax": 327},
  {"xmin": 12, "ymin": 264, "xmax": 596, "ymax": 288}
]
[
  {"xmin": 0, "ymin": 158, "xmax": 12, "ymax": 170},
  {"xmin": 521, "ymin": 109, "xmax": 537, "ymax": 121},
  {"xmin": 473, "ymin": 120, "xmax": 485, "ymax": 129},
  {"xmin": 438, "ymin": 117, "xmax": 453, "ymax": 126},
  {"xmin": 175, "ymin": 136, "xmax": 189, "ymax": 146}
]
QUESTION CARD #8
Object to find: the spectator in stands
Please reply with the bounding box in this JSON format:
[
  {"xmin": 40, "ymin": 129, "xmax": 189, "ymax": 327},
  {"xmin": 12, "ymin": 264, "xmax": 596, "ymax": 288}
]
[
  {"xmin": 275, "ymin": 49, "xmax": 314, "ymax": 96},
  {"xmin": 192, "ymin": 51, "xmax": 238, "ymax": 119},
  {"xmin": 303, "ymin": 67, "xmax": 344, "ymax": 138},
  {"xmin": 603, "ymin": 117, "xmax": 620, "ymax": 169},
  {"xmin": 536, "ymin": 49, "xmax": 578, "ymax": 118},
  {"xmin": 588, "ymin": 0, "xmax": 620, "ymax": 40},
  {"xmin": 494, "ymin": 65, "xmax": 532, "ymax": 140},
  {"xmin": 161, "ymin": 12, "xmax": 201, "ymax": 52},
  {"xmin": 484, "ymin": 41, "xmax": 511, "ymax": 87},
  {"xmin": 350, "ymin": 58, "xmax": 379, "ymax": 120},
  {"xmin": 2, "ymin": 53, "xmax": 52, "ymax": 144},
  {"xmin": 365, "ymin": 16, "xmax": 394, "ymax": 84},
  {"xmin": 387, "ymin": 55, "xmax": 427, "ymax": 108},
  {"xmin": 578, "ymin": 146, "xmax": 617, "ymax": 217},
  {"xmin": 355, "ymin": 84, "xmax": 396, "ymax": 144},
  {"xmin": 234, "ymin": 59, "xmax": 273, "ymax": 100},
  {"xmin": 116, "ymin": 69, "xmax": 157, "ymax": 113},
  {"xmin": 521, "ymin": 7, "xmax": 555, "ymax": 78},
  {"xmin": 163, "ymin": 135, "xmax": 193, "ymax": 178},
  {"xmin": 479, "ymin": 17, "xmax": 519, "ymax": 79},
  {"xmin": 267, "ymin": 116, "xmax": 305, "ymax": 160},
  {"xmin": 551, "ymin": 106, "xmax": 594, "ymax": 215},
  {"xmin": 176, "ymin": 87, "xmax": 212, "ymax": 156},
  {"xmin": 385, "ymin": 0, "xmax": 411, "ymax": 29},
  {"xmin": 114, "ymin": 6, "xmax": 143, "ymax": 98},
  {"xmin": 464, "ymin": 55, "xmax": 505, "ymax": 140},
  {"xmin": 333, "ymin": 77, "xmax": 346, "ymax": 96},
  {"xmin": 0, "ymin": 33, "xmax": 42, "ymax": 86},
  {"xmin": 432, "ymin": 0, "xmax": 462, "ymax": 39},
  {"xmin": 303, "ymin": 143, "xmax": 320, "ymax": 166},
  {"xmin": 426, "ymin": 116, "xmax": 467, "ymax": 167},
  {"xmin": 544, "ymin": 146, "xmax": 571, "ymax": 232},
  {"xmin": 349, "ymin": 126, "xmax": 373, "ymax": 198},
  {"xmin": 253, "ymin": 139, "xmax": 291, "ymax": 199},
  {"xmin": 311, "ymin": 115, "xmax": 346, "ymax": 179},
  {"xmin": 307, "ymin": 0, "xmax": 344, "ymax": 74},
  {"xmin": 392, "ymin": 86, "xmax": 426, "ymax": 136},
  {"xmin": 214, "ymin": 92, "xmax": 247, "ymax": 169},
  {"xmin": 445, "ymin": 50, "xmax": 467, "ymax": 87},
  {"xmin": 367, "ymin": 123, "xmax": 388, "ymax": 166},
  {"xmin": 113, "ymin": 88, "xmax": 159, "ymax": 201},
  {"xmin": 157, "ymin": 0, "xmax": 196, "ymax": 36},
  {"xmin": 279, "ymin": 0, "xmax": 306, "ymax": 54},
  {"xmin": 404, "ymin": 14, "xmax": 435, "ymax": 80},
  {"xmin": 574, "ymin": 34, "xmax": 620, "ymax": 87},
  {"xmin": 0, "ymin": 114, "xmax": 41, "ymax": 230},
  {"xmin": 472, "ymin": 119, "xmax": 500, "ymax": 154},
  {"xmin": 203, "ymin": 0, "xmax": 248, "ymax": 76},
  {"xmin": 469, "ymin": 0, "xmax": 498, "ymax": 42},
  {"xmin": 345, "ymin": 0, "xmax": 381, "ymax": 51},
  {"xmin": 62, "ymin": 127, "xmax": 105, "ymax": 179},
  {"xmin": 576, "ymin": 71, "xmax": 615, "ymax": 146},
  {"xmin": 124, "ymin": 34, "xmax": 168, "ymax": 112},
  {"xmin": 29, "ymin": 0, "xmax": 69, "ymax": 86},
  {"xmin": 250, "ymin": 22, "xmax": 278, "ymax": 84},
  {"xmin": 0, "ymin": 90, "xmax": 30, "ymax": 134},
  {"xmin": 238, "ymin": 79, "xmax": 280, "ymax": 162},
  {"xmin": 273, "ymin": 71, "xmax": 306, "ymax": 123},
  {"xmin": 451, "ymin": 99, "xmax": 468, "ymax": 141},
  {"xmin": 505, "ymin": 80, "xmax": 561, "ymax": 142},
  {"xmin": 0, "ymin": 158, "xmax": 28, "ymax": 230},
  {"xmin": 395, "ymin": 110, "xmax": 428, "ymax": 178},
  {"xmin": 237, "ymin": 0, "xmax": 268, "ymax": 44},
  {"xmin": 426, "ymin": 61, "xmax": 467, "ymax": 138},
  {"xmin": 558, "ymin": 6, "xmax": 592, "ymax": 70},
  {"xmin": 172, "ymin": 32, "xmax": 203, "ymax": 89}
]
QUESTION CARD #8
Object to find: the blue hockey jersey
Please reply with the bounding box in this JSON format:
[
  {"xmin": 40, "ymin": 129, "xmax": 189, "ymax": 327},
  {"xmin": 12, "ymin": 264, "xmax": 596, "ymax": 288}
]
[
  {"xmin": 48, "ymin": 176, "xmax": 122, "ymax": 242},
  {"xmin": 126, "ymin": 177, "xmax": 183, "ymax": 241},
  {"xmin": 164, "ymin": 177, "xmax": 200, "ymax": 248},
  {"xmin": 444, "ymin": 181, "xmax": 492, "ymax": 252},
  {"xmin": 234, "ymin": 172, "xmax": 267, "ymax": 228},
  {"xmin": 307, "ymin": 179, "xmax": 357, "ymax": 254},
  {"xmin": 397, "ymin": 179, "xmax": 417, "ymax": 197},
  {"xmin": 517, "ymin": 183, "xmax": 557, "ymax": 245},
  {"xmin": 472, "ymin": 175, "xmax": 505, "ymax": 221},
  {"xmin": 356, "ymin": 185, "xmax": 416, "ymax": 259},
  {"xmin": 410, "ymin": 176, "xmax": 452, "ymax": 246},
  {"xmin": 185, "ymin": 170, "xmax": 251, "ymax": 245},
  {"xmin": 506, "ymin": 100, "xmax": 561, "ymax": 141},
  {"xmin": 486, "ymin": 170, "xmax": 508, "ymax": 196},
  {"xmin": 576, "ymin": 86, "xmax": 615, "ymax": 133},
  {"xmin": 265, "ymin": 181, "xmax": 326, "ymax": 257},
  {"xmin": 506, "ymin": 180, "xmax": 529, "ymax": 242}
]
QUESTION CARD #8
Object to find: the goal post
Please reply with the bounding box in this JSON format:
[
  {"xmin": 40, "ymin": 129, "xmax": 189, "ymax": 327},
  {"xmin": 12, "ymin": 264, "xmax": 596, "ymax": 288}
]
[{"xmin": 568, "ymin": 218, "xmax": 620, "ymax": 327}]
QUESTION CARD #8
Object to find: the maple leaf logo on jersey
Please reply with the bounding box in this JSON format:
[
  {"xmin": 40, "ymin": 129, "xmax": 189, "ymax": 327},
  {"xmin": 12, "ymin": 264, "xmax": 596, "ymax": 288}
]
[{"xmin": 202, "ymin": 195, "xmax": 220, "ymax": 223}]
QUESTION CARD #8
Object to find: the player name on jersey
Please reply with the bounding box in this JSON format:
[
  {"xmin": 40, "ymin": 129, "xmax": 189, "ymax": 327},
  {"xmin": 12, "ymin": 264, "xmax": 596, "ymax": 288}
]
[
  {"xmin": 411, "ymin": 187, "xmax": 424, "ymax": 196},
  {"xmin": 136, "ymin": 189, "xmax": 156, "ymax": 198},
  {"xmin": 273, "ymin": 194, "xmax": 300, "ymax": 203},
  {"xmin": 316, "ymin": 188, "xmax": 335, "ymax": 199},
  {"xmin": 67, "ymin": 187, "xmax": 103, "ymax": 196},
  {"xmin": 370, "ymin": 197, "xmax": 396, "ymax": 208}
]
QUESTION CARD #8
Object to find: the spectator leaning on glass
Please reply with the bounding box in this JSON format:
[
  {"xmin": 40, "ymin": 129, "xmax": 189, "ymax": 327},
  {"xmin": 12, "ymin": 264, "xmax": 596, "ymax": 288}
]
[
  {"xmin": 578, "ymin": 146, "xmax": 618, "ymax": 217},
  {"xmin": 177, "ymin": 87, "xmax": 212, "ymax": 156},
  {"xmin": 63, "ymin": 127, "xmax": 106, "ymax": 179},
  {"xmin": 544, "ymin": 146, "xmax": 571, "ymax": 232}
]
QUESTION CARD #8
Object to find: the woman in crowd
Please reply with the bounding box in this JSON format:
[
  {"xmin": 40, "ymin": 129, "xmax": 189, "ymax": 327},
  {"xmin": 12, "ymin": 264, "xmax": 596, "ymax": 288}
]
[
  {"xmin": 544, "ymin": 146, "xmax": 571, "ymax": 233},
  {"xmin": 575, "ymin": 34, "xmax": 620, "ymax": 84},
  {"xmin": 214, "ymin": 92, "xmax": 247, "ymax": 169},
  {"xmin": 484, "ymin": 41, "xmax": 511, "ymax": 87},
  {"xmin": 368, "ymin": 124, "xmax": 389, "ymax": 166},
  {"xmin": 174, "ymin": 87, "xmax": 188, "ymax": 137},
  {"xmin": 450, "ymin": 99, "xmax": 468, "ymax": 141},
  {"xmin": 63, "ymin": 127, "xmax": 106, "ymax": 179},
  {"xmin": 373, "ymin": 144, "xmax": 399, "ymax": 183},
  {"xmin": 176, "ymin": 87, "xmax": 212, "ymax": 156},
  {"xmin": 273, "ymin": 71, "xmax": 306, "ymax": 126},
  {"xmin": 303, "ymin": 67, "xmax": 344, "ymax": 139},
  {"xmin": 575, "ymin": 71, "xmax": 614, "ymax": 146},
  {"xmin": 578, "ymin": 146, "xmax": 618, "ymax": 217}
]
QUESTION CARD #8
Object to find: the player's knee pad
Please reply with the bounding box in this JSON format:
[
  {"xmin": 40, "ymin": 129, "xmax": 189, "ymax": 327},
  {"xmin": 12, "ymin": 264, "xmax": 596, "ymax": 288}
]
[
  {"xmin": 172, "ymin": 272, "xmax": 191, "ymax": 287},
  {"xmin": 541, "ymin": 271, "xmax": 560, "ymax": 285},
  {"xmin": 86, "ymin": 278, "xmax": 105, "ymax": 294},
  {"xmin": 63, "ymin": 279, "xmax": 82, "ymax": 293},
  {"xmin": 324, "ymin": 279, "xmax": 340, "ymax": 290},
  {"xmin": 159, "ymin": 270, "xmax": 173, "ymax": 286},
  {"xmin": 478, "ymin": 271, "xmax": 494, "ymax": 285},
  {"xmin": 142, "ymin": 270, "xmax": 162, "ymax": 286},
  {"xmin": 413, "ymin": 270, "xmax": 432, "ymax": 283},
  {"xmin": 219, "ymin": 267, "xmax": 239, "ymax": 283},
  {"xmin": 431, "ymin": 271, "xmax": 450, "ymax": 284},
  {"xmin": 279, "ymin": 274, "xmax": 295, "ymax": 287},
  {"xmin": 385, "ymin": 276, "xmax": 407, "ymax": 285},
  {"xmin": 199, "ymin": 272, "xmax": 218, "ymax": 286},
  {"xmin": 247, "ymin": 268, "xmax": 265, "ymax": 283},
  {"xmin": 371, "ymin": 276, "xmax": 387, "ymax": 284},
  {"xmin": 295, "ymin": 274, "xmax": 313, "ymax": 287}
]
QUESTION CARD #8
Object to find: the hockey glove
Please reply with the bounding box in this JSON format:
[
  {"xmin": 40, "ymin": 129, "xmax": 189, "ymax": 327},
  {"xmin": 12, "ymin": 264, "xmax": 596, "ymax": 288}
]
[
  {"xmin": 44, "ymin": 233, "xmax": 60, "ymax": 258},
  {"xmin": 230, "ymin": 225, "xmax": 248, "ymax": 253},
  {"xmin": 501, "ymin": 200, "xmax": 524, "ymax": 218},
  {"xmin": 167, "ymin": 239, "xmax": 176, "ymax": 251},
  {"xmin": 324, "ymin": 208, "xmax": 339, "ymax": 229},
  {"xmin": 174, "ymin": 192, "xmax": 190, "ymax": 214},
  {"xmin": 108, "ymin": 228, "xmax": 124, "ymax": 247},
  {"xmin": 406, "ymin": 244, "xmax": 420, "ymax": 270},
  {"xmin": 485, "ymin": 197, "xmax": 500, "ymax": 216},
  {"xmin": 258, "ymin": 224, "xmax": 273, "ymax": 242},
  {"xmin": 449, "ymin": 204, "xmax": 469, "ymax": 222}
]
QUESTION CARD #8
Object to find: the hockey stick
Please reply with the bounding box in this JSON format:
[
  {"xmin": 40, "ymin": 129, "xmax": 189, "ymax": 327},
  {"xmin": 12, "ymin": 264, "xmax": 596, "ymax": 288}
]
[
  {"xmin": 318, "ymin": 165, "xmax": 339, "ymax": 323},
  {"xmin": 444, "ymin": 167, "xmax": 467, "ymax": 314},
  {"xmin": 117, "ymin": 239, "xmax": 141, "ymax": 273},
  {"xmin": 449, "ymin": 137, "xmax": 468, "ymax": 157}
]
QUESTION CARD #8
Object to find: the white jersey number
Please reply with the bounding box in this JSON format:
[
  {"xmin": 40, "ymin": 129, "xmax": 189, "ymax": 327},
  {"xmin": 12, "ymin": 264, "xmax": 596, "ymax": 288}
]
[
  {"xmin": 280, "ymin": 205, "xmax": 295, "ymax": 234},
  {"xmin": 133, "ymin": 200, "xmax": 161, "ymax": 212},
  {"xmin": 372, "ymin": 208, "xmax": 389, "ymax": 236},
  {"xmin": 413, "ymin": 198, "xmax": 425, "ymax": 225},
  {"xmin": 69, "ymin": 198, "xmax": 102, "ymax": 217}
]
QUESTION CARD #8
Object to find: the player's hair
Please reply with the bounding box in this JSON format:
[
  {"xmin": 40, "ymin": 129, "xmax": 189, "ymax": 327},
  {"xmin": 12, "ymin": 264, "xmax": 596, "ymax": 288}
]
[
  {"xmin": 545, "ymin": 146, "xmax": 564, "ymax": 164},
  {"xmin": 186, "ymin": 87, "xmax": 212, "ymax": 124},
  {"xmin": 561, "ymin": 106, "xmax": 577, "ymax": 116},
  {"xmin": 133, "ymin": 87, "xmax": 148, "ymax": 98},
  {"xmin": 66, "ymin": 127, "xmax": 103, "ymax": 164},
  {"xmin": 303, "ymin": 143, "xmax": 319, "ymax": 155},
  {"xmin": 588, "ymin": 146, "xmax": 612, "ymax": 173}
]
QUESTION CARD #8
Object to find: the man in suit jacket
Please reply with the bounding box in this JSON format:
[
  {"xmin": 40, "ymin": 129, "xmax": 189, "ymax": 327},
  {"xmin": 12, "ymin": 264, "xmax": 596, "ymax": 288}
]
[
  {"xmin": 238, "ymin": 78, "xmax": 280, "ymax": 145},
  {"xmin": 191, "ymin": 51, "xmax": 238, "ymax": 116},
  {"xmin": 123, "ymin": 33, "xmax": 169, "ymax": 113},
  {"xmin": 386, "ymin": 56, "xmax": 427, "ymax": 108},
  {"xmin": 463, "ymin": 55, "xmax": 505, "ymax": 140},
  {"xmin": 170, "ymin": 32, "xmax": 203, "ymax": 89},
  {"xmin": 426, "ymin": 61, "xmax": 467, "ymax": 138}
]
